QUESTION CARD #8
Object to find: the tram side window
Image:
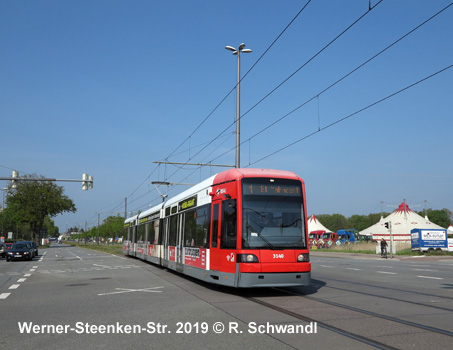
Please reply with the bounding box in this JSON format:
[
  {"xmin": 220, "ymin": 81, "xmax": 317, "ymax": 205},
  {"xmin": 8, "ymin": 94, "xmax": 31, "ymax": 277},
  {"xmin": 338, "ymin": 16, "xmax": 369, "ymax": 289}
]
[
  {"xmin": 183, "ymin": 205, "xmax": 211, "ymax": 248},
  {"xmin": 221, "ymin": 199, "xmax": 237, "ymax": 249},
  {"xmin": 153, "ymin": 220, "xmax": 160, "ymax": 244},
  {"xmin": 168, "ymin": 215, "xmax": 178, "ymax": 246},
  {"xmin": 147, "ymin": 221, "xmax": 155, "ymax": 244},
  {"xmin": 138, "ymin": 223, "xmax": 145, "ymax": 243},
  {"xmin": 183, "ymin": 210, "xmax": 196, "ymax": 247},
  {"xmin": 196, "ymin": 205, "xmax": 210, "ymax": 248}
]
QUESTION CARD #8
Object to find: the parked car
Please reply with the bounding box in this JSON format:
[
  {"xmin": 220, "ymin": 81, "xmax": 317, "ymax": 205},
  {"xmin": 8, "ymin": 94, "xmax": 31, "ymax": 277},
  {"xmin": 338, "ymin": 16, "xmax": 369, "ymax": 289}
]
[
  {"xmin": 0, "ymin": 243, "xmax": 7, "ymax": 258},
  {"xmin": 21, "ymin": 241, "xmax": 38, "ymax": 257},
  {"xmin": 6, "ymin": 242, "xmax": 34, "ymax": 261}
]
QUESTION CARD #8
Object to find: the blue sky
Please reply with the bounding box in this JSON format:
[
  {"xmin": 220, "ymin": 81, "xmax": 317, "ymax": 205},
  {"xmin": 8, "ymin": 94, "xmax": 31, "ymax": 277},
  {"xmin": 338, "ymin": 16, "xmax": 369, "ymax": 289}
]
[{"xmin": 1, "ymin": 0, "xmax": 452, "ymax": 232}]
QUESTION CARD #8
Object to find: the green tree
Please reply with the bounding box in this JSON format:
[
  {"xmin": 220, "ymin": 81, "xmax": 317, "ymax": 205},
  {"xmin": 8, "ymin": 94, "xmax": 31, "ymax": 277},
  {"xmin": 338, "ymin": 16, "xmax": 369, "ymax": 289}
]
[
  {"xmin": 347, "ymin": 215, "xmax": 370, "ymax": 232},
  {"xmin": 4, "ymin": 175, "xmax": 76, "ymax": 243},
  {"xmin": 316, "ymin": 214, "xmax": 347, "ymax": 232},
  {"xmin": 43, "ymin": 216, "xmax": 59, "ymax": 237},
  {"xmin": 421, "ymin": 209, "xmax": 452, "ymax": 228}
]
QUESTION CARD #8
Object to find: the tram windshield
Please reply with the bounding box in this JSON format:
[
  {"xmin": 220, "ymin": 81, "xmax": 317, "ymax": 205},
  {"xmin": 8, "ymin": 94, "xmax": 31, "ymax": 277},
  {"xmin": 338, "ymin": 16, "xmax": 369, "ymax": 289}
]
[{"xmin": 241, "ymin": 178, "xmax": 306, "ymax": 249}]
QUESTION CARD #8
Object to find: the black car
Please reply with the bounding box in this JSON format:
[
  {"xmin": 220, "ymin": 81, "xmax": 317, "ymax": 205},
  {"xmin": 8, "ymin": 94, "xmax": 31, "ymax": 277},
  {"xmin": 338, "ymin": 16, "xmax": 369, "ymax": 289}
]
[
  {"xmin": 6, "ymin": 242, "xmax": 34, "ymax": 261},
  {"xmin": 21, "ymin": 241, "xmax": 38, "ymax": 257}
]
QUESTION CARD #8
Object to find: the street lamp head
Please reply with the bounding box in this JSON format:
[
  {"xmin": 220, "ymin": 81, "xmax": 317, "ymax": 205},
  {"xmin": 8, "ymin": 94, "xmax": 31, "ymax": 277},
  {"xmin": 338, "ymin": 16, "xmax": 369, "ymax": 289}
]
[
  {"xmin": 225, "ymin": 46, "xmax": 236, "ymax": 52},
  {"xmin": 238, "ymin": 43, "xmax": 245, "ymax": 50},
  {"xmin": 241, "ymin": 49, "xmax": 252, "ymax": 53}
]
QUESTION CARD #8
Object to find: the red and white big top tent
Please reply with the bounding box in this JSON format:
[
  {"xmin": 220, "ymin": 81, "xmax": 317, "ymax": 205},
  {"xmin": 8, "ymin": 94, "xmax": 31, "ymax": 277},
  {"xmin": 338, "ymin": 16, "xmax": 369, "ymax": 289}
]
[
  {"xmin": 447, "ymin": 225, "xmax": 453, "ymax": 235},
  {"xmin": 308, "ymin": 215, "xmax": 333, "ymax": 233},
  {"xmin": 360, "ymin": 202, "xmax": 446, "ymax": 242}
]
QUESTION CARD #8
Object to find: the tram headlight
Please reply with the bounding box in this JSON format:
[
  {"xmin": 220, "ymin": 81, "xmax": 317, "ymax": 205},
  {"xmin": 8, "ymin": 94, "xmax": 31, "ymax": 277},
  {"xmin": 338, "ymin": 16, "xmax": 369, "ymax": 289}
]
[
  {"xmin": 237, "ymin": 254, "xmax": 259, "ymax": 263},
  {"xmin": 297, "ymin": 253, "xmax": 309, "ymax": 262}
]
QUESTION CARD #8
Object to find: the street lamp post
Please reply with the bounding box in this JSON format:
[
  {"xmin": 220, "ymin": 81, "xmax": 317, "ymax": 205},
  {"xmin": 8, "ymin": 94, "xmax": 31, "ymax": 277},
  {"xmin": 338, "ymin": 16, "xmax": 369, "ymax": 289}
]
[{"xmin": 225, "ymin": 43, "xmax": 252, "ymax": 168}]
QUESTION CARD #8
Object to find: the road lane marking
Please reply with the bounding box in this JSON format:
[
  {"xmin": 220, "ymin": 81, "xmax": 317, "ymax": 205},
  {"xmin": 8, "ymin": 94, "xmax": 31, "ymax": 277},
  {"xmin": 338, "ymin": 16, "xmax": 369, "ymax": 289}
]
[
  {"xmin": 29, "ymin": 269, "xmax": 36, "ymax": 272},
  {"xmin": 0, "ymin": 293, "xmax": 11, "ymax": 299},
  {"xmin": 17, "ymin": 278, "xmax": 26, "ymax": 283},
  {"xmin": 377, "ymin": 271, "xmax": 397, "ymax": 275},
  {"xmin": 24, "ymin": 274, "xmax": 31, "ymax": 277},
  {"xmin": 417, "ymin": 276, "xmax": 443, "ymax": 280},
  {"xmin": 9, "ymin": 284, "xmax": 20, "ymax": 289},
  {"xmin": 346, "ymin": 268, "xmax": 361, "ymax": 271},
  {"xmin": 68, "ymin": 251, "xmax": 83, "ymax": 260},
  {"xmin": 98, "ymin": 286, "xmax": 164, "ymax": 296}
]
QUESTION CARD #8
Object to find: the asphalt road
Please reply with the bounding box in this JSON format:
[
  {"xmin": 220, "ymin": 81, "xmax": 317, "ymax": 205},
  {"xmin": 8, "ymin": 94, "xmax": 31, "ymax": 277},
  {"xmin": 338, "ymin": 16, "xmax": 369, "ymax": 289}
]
[{"xmin": 0, "ymin": 245, "xmax": 451, "ymax": 350}]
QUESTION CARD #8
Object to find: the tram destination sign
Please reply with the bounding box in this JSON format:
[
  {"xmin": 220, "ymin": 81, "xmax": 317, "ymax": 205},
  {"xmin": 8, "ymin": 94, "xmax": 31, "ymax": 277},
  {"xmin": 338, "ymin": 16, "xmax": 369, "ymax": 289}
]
[
  {"xmin": 178, "ymin": 196, "xmax": 197, "ymax": 211},
  {"xmin": 243, "ymin": 183, "xmax": 301, "ymax": 197}
]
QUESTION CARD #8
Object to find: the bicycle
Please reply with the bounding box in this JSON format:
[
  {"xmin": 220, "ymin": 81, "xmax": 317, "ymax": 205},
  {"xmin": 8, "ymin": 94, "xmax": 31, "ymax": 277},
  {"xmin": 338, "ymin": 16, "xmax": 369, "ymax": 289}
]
[{"xmin": 381, "ymin": 247, "xmax": 388, "ymax": 259}]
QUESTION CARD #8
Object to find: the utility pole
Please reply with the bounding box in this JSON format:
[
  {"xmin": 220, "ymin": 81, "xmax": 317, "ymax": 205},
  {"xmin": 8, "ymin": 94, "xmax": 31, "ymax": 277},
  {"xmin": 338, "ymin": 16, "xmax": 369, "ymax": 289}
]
[
  {"xmin": 97, "ymin": 213, "xmax": 100, "ymax": 246},
  {"xmin": 384, "ymin": 221, "xmax": 393, "ymax": 259}
]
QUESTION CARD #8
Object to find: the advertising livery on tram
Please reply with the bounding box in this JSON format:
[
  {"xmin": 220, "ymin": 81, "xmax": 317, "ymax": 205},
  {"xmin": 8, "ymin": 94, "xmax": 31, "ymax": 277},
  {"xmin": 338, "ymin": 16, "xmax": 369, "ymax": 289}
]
[{"xmin": 123, "ymin": 168, "xmax": 311, "ymax": 288}]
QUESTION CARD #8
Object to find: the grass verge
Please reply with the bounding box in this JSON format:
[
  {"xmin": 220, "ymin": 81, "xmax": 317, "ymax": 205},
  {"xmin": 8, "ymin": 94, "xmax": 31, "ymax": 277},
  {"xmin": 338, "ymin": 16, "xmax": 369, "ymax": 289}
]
[{"xmin": 63, "ymin": 242, "xmax": 123, "ymax": 255}]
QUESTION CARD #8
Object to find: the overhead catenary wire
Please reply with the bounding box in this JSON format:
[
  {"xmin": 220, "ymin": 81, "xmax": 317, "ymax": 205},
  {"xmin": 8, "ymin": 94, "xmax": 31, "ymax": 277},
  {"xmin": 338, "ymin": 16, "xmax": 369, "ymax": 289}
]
[
  {"xmin": 164, "ymin": 0, "xmax": 313, "ymax": 164},
  {"xmin": 96, "ymin": 1, "xmax": 450, "ymax": 223},
  {"xmin": 174, "ymin": 0, "xmax": 385, "ymax": 174},
  {"xmin": 247, "ymin": 64, "xmax": 453, "ymax": 166},
  {"xmin": 120, "ymin": 1, "xmax": 314, "ymax": 211},
  {"xmin": 116, "ymin": 0, "xmax": 316, "ymax": 210},
  {"xmin": 209, "ymin": 2, "xmax": 453, "ymax": 163},
  {"xmin": 119, "ymin": 0, "xmax": 387, "ymax": 213}
]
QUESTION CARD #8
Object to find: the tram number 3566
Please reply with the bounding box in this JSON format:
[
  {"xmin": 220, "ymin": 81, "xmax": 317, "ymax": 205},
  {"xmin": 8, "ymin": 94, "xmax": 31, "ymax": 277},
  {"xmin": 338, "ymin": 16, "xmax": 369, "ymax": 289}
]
[{"xmin": 273, "ymin": 254, "xmax": 285, "ymax": 259}]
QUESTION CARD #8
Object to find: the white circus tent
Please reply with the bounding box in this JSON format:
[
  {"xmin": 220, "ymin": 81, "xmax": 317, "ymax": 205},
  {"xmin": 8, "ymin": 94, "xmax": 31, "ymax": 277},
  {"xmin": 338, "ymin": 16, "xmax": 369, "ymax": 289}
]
[
  {"xmin": 308, "ymin": 214, "xmax": 333, "ymax": 233},
  {"xmin": 447, "ymin": 225, "xmax": 453, "ymax": 235},
  {"xmin": 360, "ymin": 202, "xmax": 446, "ymax": 242}
]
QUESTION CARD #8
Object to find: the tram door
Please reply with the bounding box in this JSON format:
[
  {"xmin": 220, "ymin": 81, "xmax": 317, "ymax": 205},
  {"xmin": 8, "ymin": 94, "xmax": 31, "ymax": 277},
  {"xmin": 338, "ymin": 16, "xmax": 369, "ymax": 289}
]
[
  {"xmin": 210, "ymin": 199, "xmax": 237, "ymax": 273},
  {"xmin": 131, "ymin": 226, "xmax": 137, "ymax": 257},
  {"xmin": 176, "ymin": 214, "xmax": 184, "ymax": 271},
  {"xmin": 162, "ymin": 217, "xmax": 169, "ymax": 267},
  {"xmin": 210, "ymin": 202, "xmax": 221, "ymax": 271}
]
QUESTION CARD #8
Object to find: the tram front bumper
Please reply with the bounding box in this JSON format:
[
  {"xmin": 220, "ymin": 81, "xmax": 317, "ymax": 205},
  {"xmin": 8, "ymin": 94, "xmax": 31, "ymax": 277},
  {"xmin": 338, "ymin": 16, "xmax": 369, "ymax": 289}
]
[{"xmin": 237, "ymin": 271, "xmax": 311, "ymax": 288}]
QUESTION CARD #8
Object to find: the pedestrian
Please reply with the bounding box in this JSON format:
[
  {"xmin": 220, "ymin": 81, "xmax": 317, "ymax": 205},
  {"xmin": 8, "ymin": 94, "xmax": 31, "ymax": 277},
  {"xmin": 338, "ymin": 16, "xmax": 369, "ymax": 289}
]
[{"xmin": 380, "ymin": 238, "xmax": 388, "ymax": 258}]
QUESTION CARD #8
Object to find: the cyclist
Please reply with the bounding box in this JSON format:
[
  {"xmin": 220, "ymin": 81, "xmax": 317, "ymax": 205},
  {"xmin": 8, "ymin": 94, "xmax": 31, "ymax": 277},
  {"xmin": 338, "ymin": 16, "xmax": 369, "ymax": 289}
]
[{"xmin": 380, "ymin": 238, "xmax": 388, "ymax": 258}]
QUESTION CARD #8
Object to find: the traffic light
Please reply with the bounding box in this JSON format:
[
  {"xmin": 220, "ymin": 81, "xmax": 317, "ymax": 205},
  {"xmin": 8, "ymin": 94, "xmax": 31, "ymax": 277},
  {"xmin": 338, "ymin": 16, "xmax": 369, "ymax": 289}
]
[
  {"xmin": 11, "ymin": 170, "xmax": 19, "ymax": 189},
  {"xmin": 82, "ymin": 173, "xmax": 93, "ymax": 191},
  {"xmin": 384, "ymin": 222, "xmax": 390, "ymax": 229}
]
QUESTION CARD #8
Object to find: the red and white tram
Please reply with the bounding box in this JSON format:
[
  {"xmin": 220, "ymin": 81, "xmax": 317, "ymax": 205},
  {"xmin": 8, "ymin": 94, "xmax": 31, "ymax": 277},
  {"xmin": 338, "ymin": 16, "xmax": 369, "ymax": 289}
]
[{"xmin": 123, "ymin": 168, "xmax": 311, "ymax": 288}]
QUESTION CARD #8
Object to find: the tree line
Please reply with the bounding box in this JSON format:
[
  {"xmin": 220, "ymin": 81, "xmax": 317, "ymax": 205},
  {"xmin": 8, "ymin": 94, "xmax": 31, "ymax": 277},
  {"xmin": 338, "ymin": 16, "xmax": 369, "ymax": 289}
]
[{"xmin": 69, "ymin": 215, "xmax": 124, "ymax": 243}]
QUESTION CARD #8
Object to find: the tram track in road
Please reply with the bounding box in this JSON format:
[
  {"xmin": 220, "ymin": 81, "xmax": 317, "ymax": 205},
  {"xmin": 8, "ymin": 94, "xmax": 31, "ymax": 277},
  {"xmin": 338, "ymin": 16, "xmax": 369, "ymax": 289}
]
[
  {"xmin": 239, "ymin": 287, "xmax": 453, "ymax": 350},
  {"xmin": 246, "ymin": 295, "xmax": 399, "ymax": 350},
  {"xmin": 275, "ymin": 288, "xmax": 453, "ymax": 337},
  {"xmin": 123, "ymin": 257, "xmax": 453, "ymax": 349},
  {"xmin": 135, "ymin": 261, "xmax": 398, "ymax": 349},
  {"xmin": 308, "ymin": 278, "xmax": 453, "ymax": 313}
]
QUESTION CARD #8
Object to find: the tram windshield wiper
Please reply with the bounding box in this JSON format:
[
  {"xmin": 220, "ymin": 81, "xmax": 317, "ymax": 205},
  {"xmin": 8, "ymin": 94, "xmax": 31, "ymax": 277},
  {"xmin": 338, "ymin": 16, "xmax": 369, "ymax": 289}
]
[{"xmin": 246, "ymin": 224, "xmax": 276, "ymax": 249}]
